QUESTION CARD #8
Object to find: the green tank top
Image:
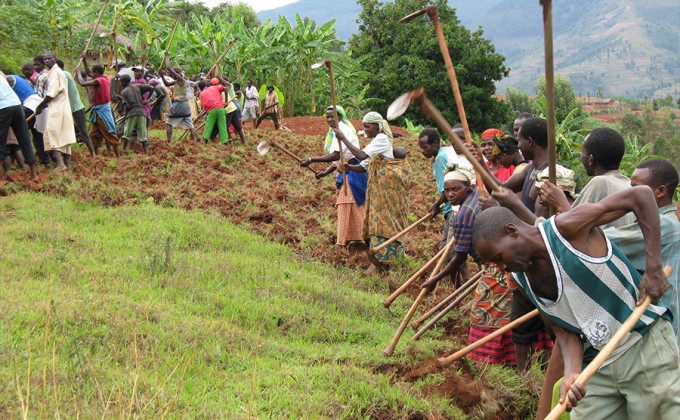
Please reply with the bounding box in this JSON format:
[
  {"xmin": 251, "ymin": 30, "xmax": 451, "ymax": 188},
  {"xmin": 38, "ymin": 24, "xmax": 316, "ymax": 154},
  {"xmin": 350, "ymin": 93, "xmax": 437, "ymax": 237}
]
[{"xmin": 173, "ymin": 82, "xmax": 187, "ymax": 100}]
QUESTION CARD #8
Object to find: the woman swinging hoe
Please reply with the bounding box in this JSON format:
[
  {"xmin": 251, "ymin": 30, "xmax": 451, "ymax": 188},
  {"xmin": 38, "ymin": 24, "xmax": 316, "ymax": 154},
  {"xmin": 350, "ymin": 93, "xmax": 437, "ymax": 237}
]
[
  {"xmin": 300, "ymin": 105, "xmax": 367, "ymax": 247},
  {"xmin": 336, "ymin": 111, "xmax": 411, "ymax": 275}
]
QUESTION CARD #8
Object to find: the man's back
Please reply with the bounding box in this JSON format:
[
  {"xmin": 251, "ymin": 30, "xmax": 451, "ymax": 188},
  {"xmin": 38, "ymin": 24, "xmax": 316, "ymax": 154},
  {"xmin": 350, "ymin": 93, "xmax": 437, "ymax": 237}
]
[
  {"xmin": 573, "ymin": 169, "xmax": 634, "ymax": 228},
  {"xmin": 121, "ymin": 84, "xmax": 152, "ymax": 117}
]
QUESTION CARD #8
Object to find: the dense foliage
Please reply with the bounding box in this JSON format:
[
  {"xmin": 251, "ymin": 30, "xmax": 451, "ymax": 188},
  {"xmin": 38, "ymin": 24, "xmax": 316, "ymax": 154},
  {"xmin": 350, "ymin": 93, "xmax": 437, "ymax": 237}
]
[
  {"xmin": 0, "ymin": 0, "xmax": 373, "ymax": 118},
  {"xmin": 349, "ymin": 0, "xmax": 512, "ymax": 131}
]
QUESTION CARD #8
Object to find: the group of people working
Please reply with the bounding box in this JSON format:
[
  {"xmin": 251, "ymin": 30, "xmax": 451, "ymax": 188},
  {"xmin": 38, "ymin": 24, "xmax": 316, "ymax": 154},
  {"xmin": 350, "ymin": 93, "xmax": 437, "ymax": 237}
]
[
  {"xmin": 0, "ymin": 52, "xmax": 284, "ymax": 180},
  {"xmin": 2, "ymin": 49, "xmax": 680, "ymax": 418},
  {"xmin": 300, "ymin": 106, "xmax": 411, "ymax": 276},
  {"xmin": 424, "ymin": 119, "xmax": 679, "ymax": 418},
  {"xmin": 300, "ymin": 105, "xmax": 680, "ymax": 418}
]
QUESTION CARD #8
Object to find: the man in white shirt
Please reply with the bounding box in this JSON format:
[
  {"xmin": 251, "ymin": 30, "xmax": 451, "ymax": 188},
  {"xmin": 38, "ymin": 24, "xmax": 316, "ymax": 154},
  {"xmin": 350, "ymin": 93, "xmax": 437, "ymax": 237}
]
[{"xmin": 243, "ymin": 80, "xmax": 259, "ymax": 129}]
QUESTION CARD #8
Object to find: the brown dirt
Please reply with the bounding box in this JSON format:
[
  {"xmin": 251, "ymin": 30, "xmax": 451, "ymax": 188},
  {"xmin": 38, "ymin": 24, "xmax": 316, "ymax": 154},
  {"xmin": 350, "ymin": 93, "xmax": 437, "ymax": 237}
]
[
  {"xmin": 257, "ymin": 116, "xmax": 410, "ymax": 137},
  {"xmin": 4, "ymin": 117, "xmax": 441, "ymax": 272}
]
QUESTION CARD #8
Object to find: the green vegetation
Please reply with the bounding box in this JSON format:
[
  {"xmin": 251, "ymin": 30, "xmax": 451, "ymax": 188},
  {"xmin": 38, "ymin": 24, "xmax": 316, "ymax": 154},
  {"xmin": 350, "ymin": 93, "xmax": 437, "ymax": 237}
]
[{"xmin": 349, "ymin": 0, "xmax": 511, "ymax": 131}]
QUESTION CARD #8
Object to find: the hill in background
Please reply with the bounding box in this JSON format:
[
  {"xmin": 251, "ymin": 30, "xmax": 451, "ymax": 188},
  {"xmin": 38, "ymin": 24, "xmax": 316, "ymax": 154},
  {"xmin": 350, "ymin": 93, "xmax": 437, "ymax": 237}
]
[{"xmin": 257, "ymin": 0, "xmax": 680, "ymax": 99}]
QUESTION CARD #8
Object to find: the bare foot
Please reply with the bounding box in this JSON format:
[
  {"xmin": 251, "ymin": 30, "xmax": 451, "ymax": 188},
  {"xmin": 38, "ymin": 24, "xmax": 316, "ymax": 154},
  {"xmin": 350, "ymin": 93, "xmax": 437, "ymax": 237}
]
[{"xmin": 53, "ymin": 164, "xmax": 68, "ymax": 172}]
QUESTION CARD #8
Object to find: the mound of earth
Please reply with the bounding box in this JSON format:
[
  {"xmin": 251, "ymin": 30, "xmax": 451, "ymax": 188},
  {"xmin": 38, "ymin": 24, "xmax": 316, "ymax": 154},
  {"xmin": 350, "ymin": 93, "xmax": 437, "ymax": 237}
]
[{"xmin": 5, "ymin": 116, "xmax": 435, "ymax": 267}]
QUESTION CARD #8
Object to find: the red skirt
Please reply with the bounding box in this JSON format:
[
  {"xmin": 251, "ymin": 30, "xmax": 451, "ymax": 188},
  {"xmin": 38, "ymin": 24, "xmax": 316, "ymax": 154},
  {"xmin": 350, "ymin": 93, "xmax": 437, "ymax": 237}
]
[
  {"xmin": 467, "ymin": 326, "xmax": 554, "ymax": 366},
  {"xmin": 468, "ymin": 325, "xmax": 517, "ymax": 365}
]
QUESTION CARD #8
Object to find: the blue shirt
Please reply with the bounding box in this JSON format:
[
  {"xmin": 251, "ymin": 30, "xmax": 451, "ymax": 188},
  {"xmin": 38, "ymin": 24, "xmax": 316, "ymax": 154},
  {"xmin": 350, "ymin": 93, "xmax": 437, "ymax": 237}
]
[
  {"xmin": 434, "ymin": 146, "xmax": 453, "ymax": 215},
  {"xmin": 9, "ymin": 75, "xmax": 36, "ymax": 103},
  {"xmin": 0, "ymin": 74, "xmax": 21, "ymax": 109},
  {"xmin": 452, "ymin": 187, "xmax": 481, "ymax": 255}
]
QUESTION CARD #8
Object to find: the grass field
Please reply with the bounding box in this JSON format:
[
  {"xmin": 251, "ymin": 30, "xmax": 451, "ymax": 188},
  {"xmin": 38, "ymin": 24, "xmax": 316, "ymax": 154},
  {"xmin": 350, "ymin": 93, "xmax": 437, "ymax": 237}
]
[
  {"xmin": 0, "ymin": 120, "xmax": 546, "ymax": 418},
  {"xmin": 1, "ymin": 193, "xmax": 489, "ymax": 418}
]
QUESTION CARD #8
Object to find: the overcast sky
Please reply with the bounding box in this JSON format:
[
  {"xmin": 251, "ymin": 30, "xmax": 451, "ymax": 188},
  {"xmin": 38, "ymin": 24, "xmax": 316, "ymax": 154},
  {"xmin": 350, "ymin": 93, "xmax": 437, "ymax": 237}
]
[{"xmin": 196, "ymin": 0, "xmax": 299, "ymax": 13}]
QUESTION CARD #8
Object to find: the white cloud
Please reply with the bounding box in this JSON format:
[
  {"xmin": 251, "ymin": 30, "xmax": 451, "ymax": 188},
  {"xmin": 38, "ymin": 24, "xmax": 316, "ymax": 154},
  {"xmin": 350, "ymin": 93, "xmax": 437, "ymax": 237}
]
[{"xmin": 194, "ymin": 0, "xmax": 299, "ymax": 13}]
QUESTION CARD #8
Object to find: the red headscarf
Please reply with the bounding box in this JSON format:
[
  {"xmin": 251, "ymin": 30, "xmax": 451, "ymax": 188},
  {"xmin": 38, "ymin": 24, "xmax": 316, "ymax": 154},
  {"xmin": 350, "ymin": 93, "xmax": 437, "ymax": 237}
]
[{"xmin": 481, "ymin": 128, "xmax": 504, "ymax": 139}]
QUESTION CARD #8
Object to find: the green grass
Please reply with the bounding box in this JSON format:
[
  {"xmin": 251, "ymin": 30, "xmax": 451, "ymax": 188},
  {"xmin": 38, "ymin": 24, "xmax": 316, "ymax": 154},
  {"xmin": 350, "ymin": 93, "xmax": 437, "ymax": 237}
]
[{"xmin": 0, "ymin": 193, "xmax": 477, "ymax": 418}]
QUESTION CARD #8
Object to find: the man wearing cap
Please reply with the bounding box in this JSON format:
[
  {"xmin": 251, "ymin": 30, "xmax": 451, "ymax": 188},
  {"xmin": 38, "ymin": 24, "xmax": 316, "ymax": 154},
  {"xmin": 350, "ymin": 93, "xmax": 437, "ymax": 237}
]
[
  {"xmin": 243, "ymin": 80, "xmax": 259, "ymax": 129},
  {"xmin": 198, "ymin": 77, "xmax": 229, "ymax": 143},
  {"xmin": 254, "ymin": 85, "xmax": 279, "ymax": 130}
]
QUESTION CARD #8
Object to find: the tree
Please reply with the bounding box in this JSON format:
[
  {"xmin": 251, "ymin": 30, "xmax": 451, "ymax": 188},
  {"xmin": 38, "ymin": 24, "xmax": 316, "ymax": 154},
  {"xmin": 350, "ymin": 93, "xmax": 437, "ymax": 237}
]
[
  {"xmin": 533, "ymin": 74, "xmax": 584, "ymax": 123},
  {"xmin": 210, "ymin": 2, "xmax": 260, "ymax": 29},
  {"xmin": 505, "ymin": 87, "xmax": 532, "ymax": 116},
  {"xmin": 619, "ymin": 113, "xmax": 644, "ymax": 139},
  {"xmin": 349, "ymin": 0, "xmax": 510, "ymax": 131}
]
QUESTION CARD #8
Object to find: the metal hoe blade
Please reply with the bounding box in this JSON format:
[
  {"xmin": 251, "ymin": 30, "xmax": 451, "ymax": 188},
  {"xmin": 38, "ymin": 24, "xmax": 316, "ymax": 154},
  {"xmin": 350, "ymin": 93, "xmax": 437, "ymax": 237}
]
[
  {"xmin": 256, "ymin": 140, "xmax": 271, "ymax": 156},
  {"xmin": 311, "ymin": 60, "xmax": 326, "ymax": 69},
  {"xmin": 386, "ymin": 92, "xmax": 413, "ymax": 120},
  {"xmin": 399, "ymin": 7, "xmax": 429, "ymax": 23}
]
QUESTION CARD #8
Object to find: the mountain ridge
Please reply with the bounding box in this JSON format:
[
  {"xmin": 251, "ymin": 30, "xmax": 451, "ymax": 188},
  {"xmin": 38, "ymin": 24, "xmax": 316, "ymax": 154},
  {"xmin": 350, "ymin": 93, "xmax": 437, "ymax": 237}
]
[{"xmin": 256, "ymin": 0, "xmax": 680, "ymax": 99}]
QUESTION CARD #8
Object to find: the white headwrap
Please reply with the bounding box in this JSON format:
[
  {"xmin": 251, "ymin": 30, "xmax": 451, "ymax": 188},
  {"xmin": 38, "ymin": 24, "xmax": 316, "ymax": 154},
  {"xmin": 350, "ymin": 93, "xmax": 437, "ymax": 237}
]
[
  {"xmin": 443, "ymin": 164, "xmax": 473, "ymax": 184},
  {"xmin": 362, "ymin": 111, "xmax": 393, "ymax": 142}
]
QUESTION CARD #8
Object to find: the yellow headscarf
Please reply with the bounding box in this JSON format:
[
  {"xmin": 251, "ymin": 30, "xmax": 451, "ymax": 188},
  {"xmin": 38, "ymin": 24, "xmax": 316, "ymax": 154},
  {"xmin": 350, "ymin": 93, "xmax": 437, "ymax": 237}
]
[{"xmin": 324, "ymin": 105, "xmax": 356, "ymax": 153}]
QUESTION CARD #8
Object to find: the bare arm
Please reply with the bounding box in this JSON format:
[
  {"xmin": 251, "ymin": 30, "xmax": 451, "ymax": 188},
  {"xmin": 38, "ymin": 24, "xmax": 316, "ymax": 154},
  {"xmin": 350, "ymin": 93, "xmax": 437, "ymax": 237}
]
[
  {"xmin": 540, "ymin": 181, "xmax": 572, "ymax": 213},
  {"xmin": 159, "ymin": 71, "xmax": 176, "ymax": 86},
  {"xmin": 74, "ymin": 67, "xmax": 100, "ymax": 87},
  {"xmin": 35, "ymin": 95, "xmax": 54, "ymax": 114},
  {"xmin": 502, "ymin": 165, "xmax": 530, "ymax": 193},
  {"xmin": 421, "ymin": 251, "xmax": 468, "ymax": 289},
  {"xmin": 334, "ymin": 128, "xmax": 368, "ymax": 160},
  {"xmin": 314, "ymin": 164, "xmax": 337, "ymax": 179},
  {"xmin": 164, "ymin": 53, "xmax": 185, "ymax": 86},
  {"xmin": 345, "ymin": 163, "xmax": 366, "ymax": 173},
  {"xmin": 492, "ymin": 187, "xmax": 539, "ymax": 225},
  {"xmin": 300, "ymin": 151, "xmax": 340, "ymax": 166},
  {"xmin": 555, "ymin": 186, "xmax": 666, "ymax": 303},
  {"xmin": 542, "ymin": 316, "xmax": 586, "ymax": 411},
  {"xmin": 430, "ymin": 192, "xmax": 448, "ymax": 216},
  {"xmin": 81, "ymin": 56, "xmax": 94, "ymax": 79}
]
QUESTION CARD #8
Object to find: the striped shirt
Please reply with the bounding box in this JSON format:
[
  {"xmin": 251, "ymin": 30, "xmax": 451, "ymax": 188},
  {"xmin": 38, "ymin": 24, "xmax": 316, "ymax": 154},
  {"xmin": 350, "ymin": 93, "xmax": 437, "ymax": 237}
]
[
  {"xmin": 512, "ymin": 217, "xmax": 670, "ymax": 366},
  {"xmin": 452, "ymin": 187, "xmax": 481, "ymax": 255}
]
